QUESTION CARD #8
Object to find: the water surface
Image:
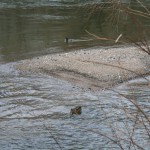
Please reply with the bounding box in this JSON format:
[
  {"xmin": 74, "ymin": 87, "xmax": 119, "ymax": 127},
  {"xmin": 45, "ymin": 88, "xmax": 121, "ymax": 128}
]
[
  {"xmin": 0, "ymin": 0, "xmax": 150, "ymax": 62},
  {"xmin": 0, "ymin": 62, "xmax": 150, "ymax": 150}
]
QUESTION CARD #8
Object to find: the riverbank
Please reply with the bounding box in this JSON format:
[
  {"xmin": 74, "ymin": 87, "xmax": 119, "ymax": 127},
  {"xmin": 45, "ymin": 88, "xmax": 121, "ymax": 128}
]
[{"xmin": 16, "ymin": 45, "xmax": 150, "ymax": 90}]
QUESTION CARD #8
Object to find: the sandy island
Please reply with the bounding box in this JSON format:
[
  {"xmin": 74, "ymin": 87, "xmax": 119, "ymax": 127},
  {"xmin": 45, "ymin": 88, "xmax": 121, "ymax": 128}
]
[{"xmin": 16, "ymin": 45, "xmax": 150, "ymax": 90}]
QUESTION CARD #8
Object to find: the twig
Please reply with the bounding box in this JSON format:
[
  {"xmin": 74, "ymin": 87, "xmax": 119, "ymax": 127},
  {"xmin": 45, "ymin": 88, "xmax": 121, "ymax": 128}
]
[
  {"xmin": 44, "ymin": 125, "xmax": 62, "ymax": 150},
  {"xmin": 115, "ymin": 34, "xmax": 123, "ymax": 43},
  {"xmin": 109, "ymin": 89, "xmax": 150, "ymax": 124},
  {"xmin": 85, "ymin": 30, "xmax": 114, "ymax": 41},
  {"xmin": 136, "ymin": 0, "xmax": 150, "ymax": 14}
]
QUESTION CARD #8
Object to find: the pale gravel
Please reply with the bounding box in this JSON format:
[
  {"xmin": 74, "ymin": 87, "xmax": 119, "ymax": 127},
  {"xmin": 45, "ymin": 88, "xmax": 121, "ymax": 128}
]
[{"xmin": 16, "ymin": 45, "xmax": 150, "ymax": 90}]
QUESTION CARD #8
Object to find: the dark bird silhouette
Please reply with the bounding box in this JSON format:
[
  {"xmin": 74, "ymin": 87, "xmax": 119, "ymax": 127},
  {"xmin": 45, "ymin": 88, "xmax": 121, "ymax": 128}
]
[
  {"xmin": 65, "ymin": 37, "xmax": 68, "ymax": 44},
  {"xmin": 70, "ymin": 106, "xmax": 82, "ymax": 116}
]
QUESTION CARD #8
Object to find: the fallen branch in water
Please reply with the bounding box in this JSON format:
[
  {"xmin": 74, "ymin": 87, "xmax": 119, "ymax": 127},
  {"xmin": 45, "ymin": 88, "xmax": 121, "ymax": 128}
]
[{"xmin": 85, "ymin": 30, "xmax": 123, "ymax": 43}]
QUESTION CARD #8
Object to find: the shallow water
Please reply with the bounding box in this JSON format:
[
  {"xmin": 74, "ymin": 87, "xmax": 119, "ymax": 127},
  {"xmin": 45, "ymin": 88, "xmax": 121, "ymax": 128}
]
[{"xmin": 0, "ymin": 63, "xmax": 150, "ymax": 150}]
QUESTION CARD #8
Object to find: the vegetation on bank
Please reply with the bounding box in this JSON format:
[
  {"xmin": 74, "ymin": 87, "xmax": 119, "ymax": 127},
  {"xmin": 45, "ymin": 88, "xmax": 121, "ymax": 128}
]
[
  {"xmin": 82, "ymin": 0, "xmax": 150, "ymax": 54},
  {"xmin": 80, "ymin": 1, "xmax": 150, "ymax": 150}
]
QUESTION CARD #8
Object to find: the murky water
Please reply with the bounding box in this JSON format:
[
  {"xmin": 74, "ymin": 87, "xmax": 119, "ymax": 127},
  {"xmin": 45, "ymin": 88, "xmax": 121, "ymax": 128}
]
[
  {"xmin": 0, "ymin": 1, "xmax": 150, "ymax": 150},
  {"xmin": 0, "ymin": 0, "xmax": 150, "ymax": 62},
  {"xmin": 0, "ymin": 0, "xmax": 100, "ymax": 62}
]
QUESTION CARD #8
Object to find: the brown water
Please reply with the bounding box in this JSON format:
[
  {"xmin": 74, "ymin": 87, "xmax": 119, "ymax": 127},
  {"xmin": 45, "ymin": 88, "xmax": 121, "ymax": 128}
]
[{"xmin": 0, "ymin": 1, "xmax": 150, "ymax": 150}]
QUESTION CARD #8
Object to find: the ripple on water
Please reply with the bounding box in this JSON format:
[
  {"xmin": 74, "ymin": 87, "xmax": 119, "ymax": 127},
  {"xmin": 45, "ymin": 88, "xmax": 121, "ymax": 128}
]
[{"xmin": 0, "ymin": 63, "xmax": 150, "ymax": 149}]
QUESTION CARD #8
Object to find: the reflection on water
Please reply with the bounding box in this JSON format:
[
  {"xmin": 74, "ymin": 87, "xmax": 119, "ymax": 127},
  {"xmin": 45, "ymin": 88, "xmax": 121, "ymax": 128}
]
[
  {"xmin": 0, "ymin": 0, "xmax": 97, "ymax": 62},
  {"xmin": 0, "ymin": 63, "xmax": 150, "ymax": 149},
  {"xmin": 0, "ymin": 0, "xmax": 150, "ymax": 62}
]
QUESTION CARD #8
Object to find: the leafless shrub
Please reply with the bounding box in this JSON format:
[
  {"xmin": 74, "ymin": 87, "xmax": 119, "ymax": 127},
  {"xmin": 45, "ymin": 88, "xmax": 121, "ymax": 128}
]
[
  {"xmin": 84, "ymin": 0, "xmax": 150, "ymax": 49},
  {"xmin": 80, "ymin": 1, "xmax": 150, "ymax": 149}
]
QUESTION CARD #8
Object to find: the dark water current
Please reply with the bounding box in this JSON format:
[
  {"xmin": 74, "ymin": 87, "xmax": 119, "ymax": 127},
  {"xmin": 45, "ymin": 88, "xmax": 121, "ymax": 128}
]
[
  {"xmin": 0, "ymin": 0, "xmax": 150, "ymax": 62},
  {"xmin": 0, "ymin": 1, "xmax": 150, "ymax": 149}
]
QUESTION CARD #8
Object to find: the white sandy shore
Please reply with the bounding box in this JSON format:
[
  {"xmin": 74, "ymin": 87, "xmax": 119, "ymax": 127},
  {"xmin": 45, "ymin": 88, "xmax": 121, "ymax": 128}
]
[{"xmin": 16, "ymin": 45, "xmax": 150, "ymax": 90}]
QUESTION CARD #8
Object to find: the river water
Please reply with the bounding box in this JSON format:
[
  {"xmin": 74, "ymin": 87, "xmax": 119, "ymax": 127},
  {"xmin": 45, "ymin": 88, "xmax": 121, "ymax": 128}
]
[{"xmin": 0, "ymin": 1, "xmax": 150, "ymax": 150}]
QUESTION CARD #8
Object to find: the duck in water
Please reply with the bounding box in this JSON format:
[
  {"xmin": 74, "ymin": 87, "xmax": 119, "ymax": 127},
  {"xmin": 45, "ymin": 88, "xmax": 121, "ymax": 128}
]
[
  {"xmin": 70, "ymin": 106, "xmax": 82, "ymax": 116},
  {"xmin": 65, "ymin": 37, "xmax": 68, "ymax": 44},
  {"xmin": 64, "ymin": 37, "xmax": 73, "ymax": 44}
]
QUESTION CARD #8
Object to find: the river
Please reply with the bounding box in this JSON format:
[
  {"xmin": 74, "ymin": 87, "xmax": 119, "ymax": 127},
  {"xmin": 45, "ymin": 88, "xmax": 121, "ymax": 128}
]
[{"xmin": 0, "ymin": 1, "xmax": 150, "ymax": 150}]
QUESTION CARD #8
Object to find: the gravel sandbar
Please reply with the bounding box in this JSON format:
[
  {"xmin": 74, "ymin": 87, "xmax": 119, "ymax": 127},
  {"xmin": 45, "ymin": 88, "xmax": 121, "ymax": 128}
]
[{"xmin": 16, "ymin": 45, "xmax": 150, "ymax": 90}]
